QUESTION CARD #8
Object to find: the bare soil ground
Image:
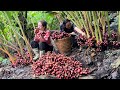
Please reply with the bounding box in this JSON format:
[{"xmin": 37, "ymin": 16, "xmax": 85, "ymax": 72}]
[{"xmin": 0, "ymin": 48, "xmax": 120, "ymax": 79}]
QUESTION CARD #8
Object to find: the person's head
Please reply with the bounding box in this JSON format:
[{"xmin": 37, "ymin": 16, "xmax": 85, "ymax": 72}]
[
  {"xmin": 38, "ymin": 20, "xmax": 47, "ymax": 31},
  {"xmin": 63, "ymin": 19, "xmax": 72, "ymax": 29}
]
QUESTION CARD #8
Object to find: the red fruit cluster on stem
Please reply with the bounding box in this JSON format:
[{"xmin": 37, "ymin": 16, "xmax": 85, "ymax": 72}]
[
  {"xmin": 51, "ymin": 32, "xmax": 70, "ymax": 40},
  {"xmin": 111, "ymin": 31, "xmax": 117, "ymax": 40},
  {"xmin": 12, "ymin": 49, "xmax": 33, "ymax": 67},
  {"xmin": 32, "ymin": 52, "xmax": 89, "ymax": 79},
  {"xmin": 76, "ymin": 34, "xmax": 95, "ymax": 47},
  {"xmin": 76, "ymin": 29, "xmax": 120, "ymax": 51}
]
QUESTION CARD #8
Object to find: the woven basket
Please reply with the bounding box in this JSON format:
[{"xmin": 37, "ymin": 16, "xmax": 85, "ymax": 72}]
[{"xmin": 54, "ymin": 36, "xmax": 72, "ymax": 54}]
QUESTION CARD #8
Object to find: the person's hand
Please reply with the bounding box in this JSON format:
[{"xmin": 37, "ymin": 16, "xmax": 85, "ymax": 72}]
[
  {"xmin": 78, "ymin": 30, "xmax": 86, "ymax": 37},
  {"xmin": 70, "ymin": 32, "xmax": 77, "ymax": 35},
  {"xmin": 39, "ymin": 33, "xmax": 44, "ymax": 39},
  {"xmin": 74, "ymin": 27, "xmax": 86, "ymax": 37},
  {"xmin": 81, "ymin": 32, "xmax": 86, "ymax": 36},
  {"xmin": 34, "ymin": 27, "xmax": 40, "ymax": 34}
]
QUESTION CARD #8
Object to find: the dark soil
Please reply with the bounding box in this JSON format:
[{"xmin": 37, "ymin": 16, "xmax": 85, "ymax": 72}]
[
  {"xmin": 70, "ymin": 48, "xmax": 120, "ymax": 79},
  {"xmin": 0, "ymin": 48, "xmax": 120, "ymax": 79},
  {"xmin": 0, "ymin": 65, "xmax": 34, "ymax": 79}
]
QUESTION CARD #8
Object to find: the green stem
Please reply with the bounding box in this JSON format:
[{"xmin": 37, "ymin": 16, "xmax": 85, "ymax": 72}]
[
  {"xmin": 84, "ymin": 11, "xmax": 94, "ymax": 37},
  {"xmin": 63, "ymin": 11, "xmax": 80, "ymax": 29},
  {"xmin": 0, "ymin": 41, "xmax": 20, "ymax": 55},
  {"xmin": 13, "ymin": 12, "xmax": 33, "ymax": 61},
  {"xmin": 0, "ymin": 37, "xmax": 20, "ymax": 51},
  {"xmin": 92, "ymin": 11, "xmax": 99, "ymax": 43},
  {"xmin": 118, "ymin": 11, "xmax": 120, "ymax": 41},
  {"xmin": 3, "ymin": 11, "xmax": 24, "ymax": 57},
  {"xmin": 78, "ymin": 11, "xmax": 90, "ymax": 38},
  {"xmin": 106, "ymin": 11, "xmax": 110, "ymax": 36},
  {"xmin": 95, "ymin": 12, "xmax": 102, "ymax": 43}
]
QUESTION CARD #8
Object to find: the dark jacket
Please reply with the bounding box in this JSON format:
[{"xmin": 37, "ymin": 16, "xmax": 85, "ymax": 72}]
[{"xmin": 60, "ymin": 23, "xmax": 75, "ymax": 33}]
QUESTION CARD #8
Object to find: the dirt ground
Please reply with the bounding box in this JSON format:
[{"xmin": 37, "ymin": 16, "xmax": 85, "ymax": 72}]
[{"xmin": 0, "ymin": 48, "xmax": 120, "ymax": 79}]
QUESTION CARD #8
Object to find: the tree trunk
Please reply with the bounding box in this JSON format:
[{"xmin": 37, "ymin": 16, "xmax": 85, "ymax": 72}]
[{"xmin": 18, "ymin": 11, "xmax": 28, "ymax": 39}]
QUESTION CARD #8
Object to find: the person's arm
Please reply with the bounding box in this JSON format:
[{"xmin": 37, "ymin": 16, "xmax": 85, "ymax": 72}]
[
  {"xmin": 34, "ymin": 28, "xmax": 40, "ymax": 42},
  {"xmin": 74, "ymin": 27, "xmax": 86, "ymax": 36},
  {"xmin": 60, "ymin": 24, "xmax": 64, "ymax": 32},
  {"xmin": 44, "ymin": 31, "xmax": 51, "ymax": 41},
  {"xmin": 40, "ymin": 30, "xmax": 51, "ymax": 42},
  {"xmin": 69, "ymin": 24, "xmax": 78, "ymax": 35},
  {"xmin": 70, "ymin": 32, "xmax": 77, "ymax": 35}
]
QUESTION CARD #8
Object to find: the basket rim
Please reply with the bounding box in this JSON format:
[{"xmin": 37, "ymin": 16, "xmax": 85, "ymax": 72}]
[{"xmin": 55, "ymin": 35, "xmax": 71, "ymax": 41}]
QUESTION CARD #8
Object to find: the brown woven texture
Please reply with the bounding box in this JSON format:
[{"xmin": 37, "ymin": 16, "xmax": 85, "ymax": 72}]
[{"xmin": 54, "ymin": 36, "xmax": 72, "ymax": 54}]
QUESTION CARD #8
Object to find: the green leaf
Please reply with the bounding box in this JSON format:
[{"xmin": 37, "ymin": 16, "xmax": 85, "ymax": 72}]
[
  {"xmin": 0, "ymin": 57, "xmax": 3, "ymax": 61},
  {"xmin": 0, "ymin": 22, "xmax": 5, "ymax": 30},
  {"xmin": 2, "ymin": 58, "xmax": 10, "ymax": 65}
]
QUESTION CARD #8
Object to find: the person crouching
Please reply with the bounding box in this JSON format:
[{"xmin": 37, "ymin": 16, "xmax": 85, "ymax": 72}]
[{"xmin": 30, "ymin": 20, "xmax": 53, "ymax": 61}]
